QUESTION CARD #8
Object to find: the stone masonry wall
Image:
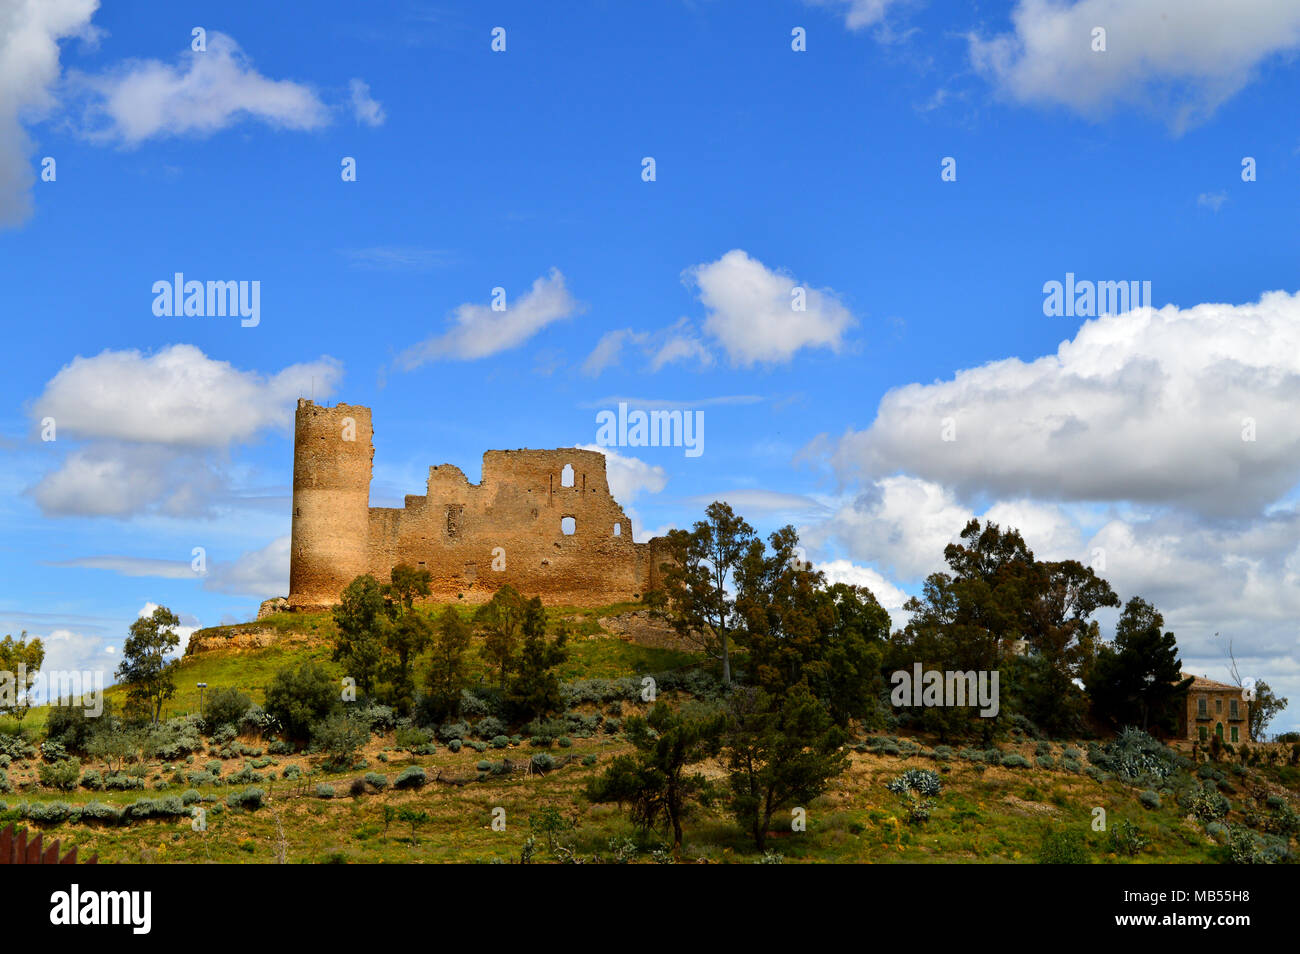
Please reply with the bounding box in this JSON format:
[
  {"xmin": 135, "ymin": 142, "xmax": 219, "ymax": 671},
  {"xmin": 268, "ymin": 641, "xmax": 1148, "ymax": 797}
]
[{"xmin": 288, "ymin": 400, "xmax": 669, "ymax": 609}]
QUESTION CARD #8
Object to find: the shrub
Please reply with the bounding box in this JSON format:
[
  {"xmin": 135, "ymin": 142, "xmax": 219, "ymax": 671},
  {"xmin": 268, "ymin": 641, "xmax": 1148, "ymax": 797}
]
[
  {"xmin": 356, "ymin": 704, "xmax": 396, "ymax": 733},
  {"xmin": 473, "ymin": 716, "xmax": 507, "ymax": 740},
  {"xmin": 1226, "ymin": 825, "xmax": 1269, "ymax": 864},
  {"xmin": 1061, "ymin": 758, "xmax": 1082, "ymax": 773},
  {"xmin": 226, "ymin": 765, "xmax": 264, "ymax": 786},
  {"xmin": 1107, "ymin": 819, "xmax": 1149, "ymax": 856},
  {"xmin": 1001, "ymin": 754, "xmax": 1031, "ymax": 769},
  {"xmin": 104, "ymin": 772, "xmax": 144, "ymax": 791},
  {"xmin": 1205, "ymin": 822, "xmax": 1229, "ymax": 842},
  {"xmin": 906, "ymin": 797, "xmax": 935, "ymax": 824},
  {"xmin": 470, "ymin": 740, "xmax": 488, "ymax": 753},
  {"xmin": 491, "ymin": 735, "xmax": 510, "ymax": 749},
  {"xmin": 1037, "ymin": 828, "xmax": 1090, "ymax": 864},
  {"xmin": 958, "ymin": 747, "xmax": 984, "ymax": 762},
  {"xmin": 79, "ymin": 801, "xmax": 123, "ymax": 823},
  {"xmin": 78, "ymin": 769, "xmax": 103, "ymax": 791},
  {"xmin": 931, "ymin": 745, "xmax": 955, "ymax": 761},
  {"xmin": 38, "ymin": 758, "xmax": 81, "ymax": 792},
  {"xmin": 226, "ymin": 786, "xmax": 266, "ymax": 810},
  {"xmin": 448, "ymin": 739, "xmax": 462, "ymax": 753},
  {"xmin": 885, "ymin": 768, "xmax": 943, "ymax": 797},
  {"xmin": 264, "ymin": 662, "xmax": 340, "ymax": 741},
  {"xmin": 530, "ymin": 752, "xmax": 555, "ymax": 773},
  {"xmin": 1036, "ymin": 755, "xmax": 1054, "ymax": 769},
  {"xmin": 364, "ymin": 772, "xmax": 388, "ymax": 791},
  {"xmin": 1089, "ymin": 728, "xmax": 1184, "ymax": 784},
  {"xmin": 0, "ymin": 733, "xmax": 36, "ymax": 762},
  {"xmin": 186, "ymin": 770, "xmax": 219, "ymax": 787},
  {"xmin": 315, "ymin": 783, "xmax": 335, "ymax": 799},
  {"xmin": 1139, "ymin": 790, "xmax": 1161, "ymax": 810},
  {"xmin": 201, "ymin": 691, "xmax": 252, "ymax": 738},
  {"xmin": 476, "ymin": 760, "xmax": 492, "ymax": 772},
  {"xmin": 556, "ymin": 736, "xmax": 572, "ymax": 748},
  {"xmin": 393, "ymin": 766, "xmax": 427, "ymax": 789},
  {"xmin": 395, "ymin": 725, "xmax": 434, "ymax": 751},
  {"xmin": 26, "ymin": 801, "xmax": 73, "ymax": 824},
  {"xmin": 44, "ymin": 704, "xmax": 99, "ymax": 754},
  {"xmin": 181, "ymin": 789, "xmax": 201, "ymax": 805},
  {"xmin": 281, "ymin": 764, "xmax": 302, "ymax": 780},
  {"xmin": 1184, "ymin": 783, "xmax": 1230, "ymax": 822},
  {"xmin": 437, "ymin": 721, "xmax": 470, "ymax": 743}
]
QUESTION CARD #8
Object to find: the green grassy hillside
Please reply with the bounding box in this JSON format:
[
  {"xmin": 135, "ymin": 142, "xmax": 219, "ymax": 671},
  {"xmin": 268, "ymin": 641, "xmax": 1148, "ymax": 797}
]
[{"xmin": 3, "ymin": 604, "xmax": 1296, "ymax": 864}]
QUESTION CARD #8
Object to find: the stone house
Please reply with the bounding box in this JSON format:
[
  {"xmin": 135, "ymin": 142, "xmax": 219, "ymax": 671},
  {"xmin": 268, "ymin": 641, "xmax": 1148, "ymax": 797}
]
[{"xmin": 1176, "ymin": 673, "xmax": 1250, "ymax": 744}]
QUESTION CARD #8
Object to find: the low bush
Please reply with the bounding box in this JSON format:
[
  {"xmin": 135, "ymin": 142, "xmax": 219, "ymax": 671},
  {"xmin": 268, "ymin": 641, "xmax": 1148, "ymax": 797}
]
[
  {"xmin": 226, "ymin": 786, "xmax": 266, "ymax": 810},
  {"xmin": 393, "ymin": 766, "xmax": 427, "ymax": 789}
]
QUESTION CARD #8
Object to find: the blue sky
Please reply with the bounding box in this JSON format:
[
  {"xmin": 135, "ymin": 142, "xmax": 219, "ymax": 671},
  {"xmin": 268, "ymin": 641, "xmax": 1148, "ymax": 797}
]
[{"xmin": 3, "ymin": 0, "xmax": 1300, "ymax": 732}]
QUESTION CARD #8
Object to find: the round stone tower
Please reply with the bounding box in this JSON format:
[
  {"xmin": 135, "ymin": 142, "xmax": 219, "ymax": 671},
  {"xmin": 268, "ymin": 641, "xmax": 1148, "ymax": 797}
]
[{"xmin": 288, "ymin": 399, "xmax": 374, "ymax": 608}]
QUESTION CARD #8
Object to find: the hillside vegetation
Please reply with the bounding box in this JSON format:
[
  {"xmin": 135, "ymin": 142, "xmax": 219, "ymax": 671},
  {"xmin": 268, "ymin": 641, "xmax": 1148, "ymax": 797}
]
[{"xmin": 2, "ymin": 604, "xmax": 1297, "ymax": 864}]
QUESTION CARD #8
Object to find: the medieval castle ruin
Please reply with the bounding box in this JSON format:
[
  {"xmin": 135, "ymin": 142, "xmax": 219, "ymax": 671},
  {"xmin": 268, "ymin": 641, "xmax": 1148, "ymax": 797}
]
[{"xmin": 287, "ymin": 400, "xmax": 672, "ymax": 609}]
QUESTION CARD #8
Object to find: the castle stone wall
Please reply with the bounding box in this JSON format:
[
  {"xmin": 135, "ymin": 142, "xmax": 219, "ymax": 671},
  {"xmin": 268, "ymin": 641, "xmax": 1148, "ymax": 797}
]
[{"xmin": 288, "ymin": 400, "xmax": 668, "ymax": 609}]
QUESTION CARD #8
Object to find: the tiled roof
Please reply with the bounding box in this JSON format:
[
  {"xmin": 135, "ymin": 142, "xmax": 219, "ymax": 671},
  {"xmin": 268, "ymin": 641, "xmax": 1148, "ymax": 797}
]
[{"xmin": 1180, "ymin": 672, "xmax": 1240, "ymax": 691}]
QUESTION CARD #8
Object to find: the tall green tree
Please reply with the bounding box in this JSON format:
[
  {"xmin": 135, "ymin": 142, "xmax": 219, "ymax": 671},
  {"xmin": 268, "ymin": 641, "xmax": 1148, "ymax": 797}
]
[
  {"xmin": 386, "ymin": 563, "xmax": 432, "ymax": 611},
  {"xmin": 332, "ymin": 574, "xmax": 391, "ymax": 697},
  {"xmin": 505, "ymin": 599, "xmax": 568, "ymax": 723},
  {"xmin": 426, "ymin": 606, "xmax": 473, "ymax": 721},
  {"xmin": 653, "ymin": 500, "xmax": 755, "ymax": 685},
  {"xmin": 0, "ymin": 632, "xmax": 44, "ymax": 722},
  {"xmin": 734, "ymin": 525, "xmax": 889, "ymax": 725},
  {"xmin": 586, "ymin": 702, "xmax": 726, "ymax": 849},
  {"xmin": 385, "ymin": 610, "xmax": 432, "ymax": 713},
  {"xmin": 1086, "ymin": 596, "xmax": 1191, "ymax": 734},
  {"xmin": 724, "ymin": 685, "xmax": 848, "ymax": 851},
  {"xmin": 115, "ymin": 605, "xmax": 182, "ymax": 724},
  {"xmin": 1247, "ymin": 681, "xmax": 1287, "ymax": 742},
  {"xmin": 476, "ymin": 585, "xmax": 529, "ymax": 687}
]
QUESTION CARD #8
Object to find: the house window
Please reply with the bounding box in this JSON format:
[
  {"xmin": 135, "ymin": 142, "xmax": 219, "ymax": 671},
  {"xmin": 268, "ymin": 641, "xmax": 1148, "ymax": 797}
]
[
  {"xmin": 1215, "ymin": 698, "xmax": 1222, "ymax": 713},
  {"xmin": 1231, "ymin": 726, "xmax": 1239, "ymax": 743},
  {"xmin": 1198, "ymin": 725, "xmax": 1207, "ymax": 742},
  {"xmin": 1197, "ymin": 696, "xmax": 1207, "ymax": 717},
  {"xmin": 613, "ymin": 522, "xmax": 621, "ymax": 537},
  {"xmin": 561, "ymin": 516, "xmax": 576, "ymax": 536},
  {"xmin": 1230, "ymin": 699, "xmax": 1239, "ymax": 719}
]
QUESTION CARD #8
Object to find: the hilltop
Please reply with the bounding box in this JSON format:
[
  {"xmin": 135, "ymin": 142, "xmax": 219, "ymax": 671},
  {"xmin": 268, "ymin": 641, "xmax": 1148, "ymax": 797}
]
[{"xmin": 2, "ymin": 602, "xmax": 1297, "ymax": 864}]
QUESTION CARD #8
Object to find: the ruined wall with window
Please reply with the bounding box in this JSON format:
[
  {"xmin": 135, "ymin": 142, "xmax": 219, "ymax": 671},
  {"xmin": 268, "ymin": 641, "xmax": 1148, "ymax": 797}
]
[{"xmin": 288, "ymin": 400, "xmax": 670, "ymax": 609}]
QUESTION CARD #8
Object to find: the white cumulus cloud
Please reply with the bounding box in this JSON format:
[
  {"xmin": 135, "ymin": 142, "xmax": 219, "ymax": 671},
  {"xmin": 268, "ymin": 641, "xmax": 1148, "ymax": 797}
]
[
  {"xmin": 685, "ymin": 250, "xmax": 856, "ymax": 367},
  {"xmin": 968, "ymin": 0, "xmax": 1300, "ymax": 131},
  {"xmin": 826, "ymin": 290, "xmax": 1300, "ymax": 518},
  {"xmin": 73, "ymin": 31, "xmax": 329, "ymax": 145},
  {"xmin": 396, "ymin": 268, "xmax": 581, "ymax": 368},
  {"xmin": 0, "ymin": 0, "xmax": 99, "ymax": 227}
]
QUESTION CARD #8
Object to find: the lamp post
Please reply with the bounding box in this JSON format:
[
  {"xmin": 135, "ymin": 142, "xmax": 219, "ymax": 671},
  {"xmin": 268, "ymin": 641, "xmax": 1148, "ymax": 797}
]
[{"xmin": 197, "ymin": 682, "xmax": 207, "ymax": 720}]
